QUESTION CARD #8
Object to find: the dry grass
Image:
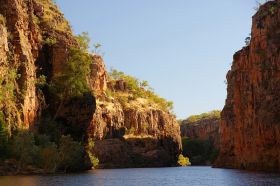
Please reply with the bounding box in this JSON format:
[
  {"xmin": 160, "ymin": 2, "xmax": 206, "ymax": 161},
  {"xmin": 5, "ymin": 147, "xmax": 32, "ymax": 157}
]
[
  {"xmin": 123, "ymin": 134, "xmax": 154, "ymax": 139},
  {"xmin": 0, "ymin": 14, "xmax": 6, "ymax": 25},
  {"xmin": 36, "ymin": 0, "xmax": 72, "ymax": 33}
]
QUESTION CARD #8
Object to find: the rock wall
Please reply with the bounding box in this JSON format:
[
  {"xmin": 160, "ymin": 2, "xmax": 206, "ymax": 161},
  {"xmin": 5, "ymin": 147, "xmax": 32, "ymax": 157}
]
[
  {"xmin": 0, "ymin": 0, "xmax": 181, "ymax": 169},
  {"xmin": 0, "ymin": 0, "xmax": 95, "ymax": 140},
  {"xmin": 87, "ymin": 57, "xmax": 182, "ymax": 168},
  {"xmin": 181, "ymin": 118, "xmax": 220, "ymax": 146},
  {"xmin": 215, "ymin": 0, "xmax": 280, "ymax": 172}
]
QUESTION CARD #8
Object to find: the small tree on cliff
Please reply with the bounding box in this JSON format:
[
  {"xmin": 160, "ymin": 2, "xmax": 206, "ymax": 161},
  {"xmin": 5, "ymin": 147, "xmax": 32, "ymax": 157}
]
[{"xmin": 50, "ymin": 33, "xmax": 92, "ymax": 120}]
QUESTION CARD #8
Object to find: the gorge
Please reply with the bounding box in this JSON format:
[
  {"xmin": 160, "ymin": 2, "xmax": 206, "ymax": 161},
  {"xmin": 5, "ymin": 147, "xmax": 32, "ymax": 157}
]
[
  {"xmin": 0, "ymin": 0, "xmax": 181, "ymax": 174},
  {"xmin": 0, "ymin": 0, "xmax": 280, "ymax": 179},
  {"xmin": 215, "ymin": 0, "xmax": 280, "ymax": 172}
]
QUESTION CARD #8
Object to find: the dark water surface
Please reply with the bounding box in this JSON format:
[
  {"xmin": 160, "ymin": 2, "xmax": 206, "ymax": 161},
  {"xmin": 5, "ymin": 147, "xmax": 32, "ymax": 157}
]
[{"xmin": 0, "ymin": 166, "xmax": 280, "ymax": 186}]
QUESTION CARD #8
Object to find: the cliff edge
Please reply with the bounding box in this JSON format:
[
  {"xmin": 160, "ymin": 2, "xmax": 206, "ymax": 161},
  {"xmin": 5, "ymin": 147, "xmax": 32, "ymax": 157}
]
[{"xmin": 215, "ymin": 0, "xmax": 280, "ymax": 172}]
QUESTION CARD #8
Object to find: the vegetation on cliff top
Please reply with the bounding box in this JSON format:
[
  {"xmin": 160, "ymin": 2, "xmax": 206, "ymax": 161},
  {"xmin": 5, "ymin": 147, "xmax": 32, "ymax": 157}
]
[
  {"xmin": 184, "ymin": 110, "xmax": 221, "ymax": 123},
  {"xmin": 36, "ymin": 0, "xmax": 72, "ymax": 33},
  {"xmin": 108, "ymin": 68, "xmax": 174, "ymax": 112}
]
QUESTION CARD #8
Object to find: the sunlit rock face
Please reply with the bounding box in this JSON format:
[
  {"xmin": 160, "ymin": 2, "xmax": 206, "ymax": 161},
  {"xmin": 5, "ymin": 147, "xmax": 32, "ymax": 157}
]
[
  {"xmin": 215, "ymin": 1, "xmax": 280, "ymax": 172},
  {"xmin": 87, "ymin": 56, "xmax": 182, "ymax": 168},
  {"xmin": 0, "ymin": 0, "xmax": 88, "ymax": 130},
  {"xmin": 0, "ymin": 0, "xmax": 181, "ymax": 169}
]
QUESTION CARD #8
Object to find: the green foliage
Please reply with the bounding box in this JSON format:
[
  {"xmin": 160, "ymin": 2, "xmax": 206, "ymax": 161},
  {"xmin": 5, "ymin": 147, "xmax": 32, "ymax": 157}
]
[
  {"xmin": 43, "ymin": 37, "xmax": 57, "ymax": 46},
  {"xmin": 8, "ymin": 131, "xmax": 90, "ymax": 173},
  {"xmin": 10, "ymin": 131, "xmax": 40, "ymax": 167},
  {"xmin": 143, "ymin": 123, "xmax": 149, "ymax": 131},
  {"xmin": 75, "ymin": 32, "xmax": 90, "ymax": 51},
  {"xmin": 37, "ymin": 0, "xmax": 72, "ymax": 33},
  {"xmin": 93, "ymin": 43, "xmax": 102, "ymax": 54},
  {"xmin": 38, "ymin": 117, "xmax": 60, "ymax": 143},
  {"xmin": 40, "ymin": 143, "xmax": 59, "ymax": 172},
  {"xmin": 34, "ymin": 134, "xmax": 59, "ymax": 172},
  {"xmin": 58, "ymin": 135, "xmax": 85, "ymax": 172},
  {"xmin": 186, "ymin": 110, "xmax": 221, "ymax": 123},
  {"xmin": 105, "ymin": 89, "xmax": 115, "ymax": 98},
  {"xmin": 0, "ymin": 68, "xmax": 18, "ymax": 104},
  {"xmin": 182, "ymin": 137, "xmax": 219, "ymax": 165},
  {"xmin": 109, "ymin": 68, "xmax": 174, "ymax": 112},
  {"xmin": 36, "ymin": 75, "xmax": 47, "ymax": 88},
  {"xmin": 127, "ymin": 127, "xmax": 136, "ymax": 134},
  {"xmin": 0, "ymin": 112, "xmax": 8, "ymax": 159},
  {"xmin": 178, "ymin": 154, "xmax": 191, "ymax": 166},
  {"xmin": 50, "ymin": 34, "xmax": 92, "ymax": 100},
  {"xmin": 89, "ymin": 153, "xmax": 99, "ymax": 168},
  {"xmin": 87, "ymin": 138, "xmax": 99, "ymax": 168}
]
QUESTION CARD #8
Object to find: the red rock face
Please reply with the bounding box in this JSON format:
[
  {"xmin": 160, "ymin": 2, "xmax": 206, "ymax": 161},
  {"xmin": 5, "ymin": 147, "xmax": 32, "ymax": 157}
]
[
  {"xmin": 87, "ymin": 56, "xmax": 182, "ymax": 168},
  {"xmin": 216, "ymin": 1, "xmax": 280, "ymax": 172},
  {"xmin": 181, "ymin": 118, "xmax": 220, "ymax": 147},
  {"xmin": 0, "ymin": 0, "xmax": 76, "ymax": 130}
]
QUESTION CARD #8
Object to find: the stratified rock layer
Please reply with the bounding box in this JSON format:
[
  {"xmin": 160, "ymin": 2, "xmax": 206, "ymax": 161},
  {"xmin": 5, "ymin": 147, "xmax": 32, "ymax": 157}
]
[
  {"xmin": 215, "ymin": 1, "xmax": 280, "ymax": 172},
  {"xmin": 0, "ymin": 0, "xmax": 181, "ymax": 169},
  {"xmin": 88, "ymin": 57, "xmax": 182, "ymax": 168},
  {"xmin": 181, "ymin": 118, "xmax": 220, "ymax": 147}
]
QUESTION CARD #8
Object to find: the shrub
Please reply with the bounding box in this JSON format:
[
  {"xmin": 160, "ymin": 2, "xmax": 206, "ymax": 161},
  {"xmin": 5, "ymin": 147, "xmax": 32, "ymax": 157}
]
[
  {"xmin": 87, "ymin": 138, "xmax": 99, "ymax": 169},
  {"xmin": 10, "ymin": 131, "xmax": 40, "ymax": 168},
  {"xmin": 178, "ymin": 154, "xmax": 191, "ymax": 166},
  {"xmin": 182, "ymin": 137, "xmax": 219, "ymax": 165},
  {"xmin": 40, "ymin": 143, "xmax": 59, "ymax": 172},
  {"xmin": 0, "ymin": 112, "xmax": 8, "ymax": 159},
  {"xmin": 43, "ymin": 37, "xmax": 57, "ymax": 46},
  {"xmin": 58, "ymin": 135, "xmax": 85, "ymax": 172},
  {"xmin": 49, "ymin": 33, "xmax": 92, "ymax": 120},
  {"xmin": 186, "ymin": 110, "xmax": 221, "ymax": 123},
  {"xmin": 38, "ymin": 117, "xmax": 60, "ymax": 143},
  {"xmin": 108, "ymin": 68, "xmax": 174, "ymax": 112},
  {"xmin": 36, "ymin": 75, "xmax": 47, "ymax": 88}
]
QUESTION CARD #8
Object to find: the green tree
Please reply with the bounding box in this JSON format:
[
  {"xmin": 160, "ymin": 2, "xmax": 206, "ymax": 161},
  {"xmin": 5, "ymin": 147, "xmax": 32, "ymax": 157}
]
[
  {"xmin": 182, "ymin": 137, "xmax": 219, "ymax": 165},
  {"xmin": 108, "ymin": 68, "xmax": 174, "ymax": 112},
  {"xmin": 40, "ymin": 143, "xmax": 59, "ymax": 172},
  {"xmin": 11, "ymin": 131, "xmax": 40, "ymax": 168},
  {"xmin": 178, "ymin": 154, "xmax": 191, "ymax": 166},
  {"xmin": 50, "ymin": 33, "xmax": 92, "ymax": 120},
  {"xmin": 58, "ymin": 135, "xmax": 85, "ymax": 172},
  {"xmin": 34, "ymin": 134, "xmax": 59, "ymax": 172},
  {"xmin": 75, "ymin": 32, "xmax": 90, "ymax": 51}
]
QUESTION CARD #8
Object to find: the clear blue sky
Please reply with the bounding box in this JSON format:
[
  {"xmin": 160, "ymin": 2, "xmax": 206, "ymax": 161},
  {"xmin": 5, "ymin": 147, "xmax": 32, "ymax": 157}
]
[{"xmin": 56, "ymin": 0, "xmax": 264, "ymax": 119}]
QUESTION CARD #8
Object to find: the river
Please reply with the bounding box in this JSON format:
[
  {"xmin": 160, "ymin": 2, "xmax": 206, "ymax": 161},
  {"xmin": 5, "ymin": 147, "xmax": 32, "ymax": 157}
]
[{"xmin": 0, "ymin": 166, "xmax": 279, "ymax": 186}]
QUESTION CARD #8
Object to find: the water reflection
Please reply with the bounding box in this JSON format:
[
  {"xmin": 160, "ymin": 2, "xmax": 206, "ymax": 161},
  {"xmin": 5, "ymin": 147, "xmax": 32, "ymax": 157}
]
[{"xmin": 0, "ymin": 167, "xmax": 279, "ymax": 186}]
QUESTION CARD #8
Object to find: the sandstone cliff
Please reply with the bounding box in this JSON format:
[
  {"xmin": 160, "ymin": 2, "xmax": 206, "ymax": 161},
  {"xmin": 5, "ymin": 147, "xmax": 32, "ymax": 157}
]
[
  {"xmin": 88, "ymin": 60, "xmax": 182, "ymax": 168},
  {"xmin": 180, "ymin": 115, "xmax": 220, "ymax": 147},
  {"xmin": 0, "ymin": 0, "xmax": 181, "ymax": 170},
  {"xmin": 180, "ymin": 111, "xmax": 220, "ymax": 165},
  {"xmin": 215, "ymin": 0, "xmax": 280, "ymax": 172},
  {"xmin": 0, "ymin": 0, "xmax": 95, "ymax": 134}
]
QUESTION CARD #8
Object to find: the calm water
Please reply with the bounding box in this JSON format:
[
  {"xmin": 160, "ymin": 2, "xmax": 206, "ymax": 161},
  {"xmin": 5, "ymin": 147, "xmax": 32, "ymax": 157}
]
[{"xmin": 0, "ymin": 166, "xmax": 280, "ymax": 186}]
